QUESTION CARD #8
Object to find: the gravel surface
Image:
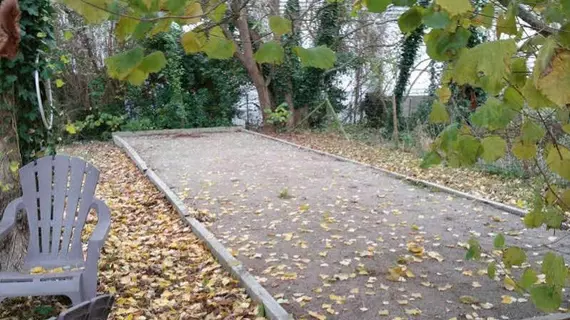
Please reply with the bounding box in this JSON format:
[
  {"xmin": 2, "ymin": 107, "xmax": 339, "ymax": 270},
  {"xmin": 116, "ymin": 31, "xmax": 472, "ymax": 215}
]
[{"xmin": 123, "ymin": 131, "xmax": 570, "ymax": 320}]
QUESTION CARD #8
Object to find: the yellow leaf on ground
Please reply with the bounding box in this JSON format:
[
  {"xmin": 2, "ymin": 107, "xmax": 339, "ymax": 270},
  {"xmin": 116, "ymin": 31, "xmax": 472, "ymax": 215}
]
[
  {"xmin": 501, "ymin": 295, "xmax": 514, "ymax": 304},
  {"xmin": 308, "ymin": 311, "xmax": 327, "ymax": 320}
]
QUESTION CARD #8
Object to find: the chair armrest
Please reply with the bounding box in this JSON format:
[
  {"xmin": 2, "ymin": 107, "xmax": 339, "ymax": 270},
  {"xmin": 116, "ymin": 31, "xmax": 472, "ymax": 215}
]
[
  {"xmin": 86, "ymin": 199, "xmax": 111, "ymax": 261},
  {"xmin": 0, "ymin": 197, "xmax": 24, "ymax": 240}
]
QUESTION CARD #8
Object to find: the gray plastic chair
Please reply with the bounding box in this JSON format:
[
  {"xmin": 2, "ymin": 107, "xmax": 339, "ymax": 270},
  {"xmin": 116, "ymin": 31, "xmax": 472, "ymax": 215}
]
[
  {"xmin": 47, "ymin": 294, "xmax": 115, "ymax": 320},
  {"xmin": 0, "ymin": 155, "xmax": 111, "ymax": 306}
]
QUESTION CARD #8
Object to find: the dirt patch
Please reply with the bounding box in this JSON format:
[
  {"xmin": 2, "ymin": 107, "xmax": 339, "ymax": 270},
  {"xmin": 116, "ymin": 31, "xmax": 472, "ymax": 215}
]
[{"xmin": 123, "ymin": 131, "xmax": 570, "ymax": 320}]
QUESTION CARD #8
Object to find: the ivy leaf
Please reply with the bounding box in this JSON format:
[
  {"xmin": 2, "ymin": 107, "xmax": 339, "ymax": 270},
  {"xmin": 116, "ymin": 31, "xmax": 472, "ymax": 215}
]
[
  {"xmin": 513, "ymin": 140, "xmax": 537, "ymax": 160},
  {"xmin": 424, "ymin": 28, "xmax": 471, "ymax": 61},
  {"xmin": 496, "ymin": 3, "xmax": 518, "ymax": 38},
  {"xmin": 138, "ymin": 51, "xmax": 167, "ymax": 73},
  {"xmin": 530, "ymin": 285, "xmax": 563, "ymax": 312},
  {"xmin": 503, "ymin": 247, "xmax": 526, "ymax": 268},
  {"xmin": 398, "ymin": 7, "xmax": 423, "ymax": 33},
  {"xmin": 116, "ymin": 17, "xmax": 139, "ymax": 41},
  {"xmin": 181, "ymin": 31, "xmax": 206, "ymax": 53},
  {"xmin": 481, "ymin": 136, "xmax": 506, "ymax": 163},
  {"xmin": 55, "ymin": 79, "xmax": 65, "ymax": 88},
  {"xmin": 435, "ymin": 0, "xmax": 472, "ymax": 16},
  {"xmin": 254, "ymin": 41, "xmax": 285, "ymax": 64},
  {"xmin": 487, "ymin": 262, "xmax": 496, "ymax": 279},
  {"xmin": 521, "ymin": 120, "xmax": 546, "ymax": 144},
  {"xmin": 453, "ymin": 40, "xmax": 517, "ymax": 94},
  {"xmin": 428, "ymin": 101, "xmax": 449, "ymax": 124},
  {"xmin": 420, "ymin": 151, "xmax": 442, "ymax": 169},
  {"xmin": 542, "ymin": 252, "xmax": 567, "ymax": 287},
  {"xmin": 65, "ymin": 123, "xmax": 77, "ymax": 135},
  {"xmin": 546, "ymin": 145, "xmax": 570, "ymax": 180},
  {"xmin": 536, "ymin": 49, "xmax": 570, "ymax": 107},
  {"xmin": 63, "ymin": 30, "xmax": 73, "ymax": 41},
  {"xmin": 9, "ymin": 161, "xmax": 19, "ymax": 173},
  {"xmin": 294, "ymin": 46, "xmax": 336, "ymax": 69},
  {"xmin": 367, "ymin": 0, "xmax": 392, "ymax": 13},
  {"xmin": 269, "ymin": 16, "xmax": 292, "ymax": 36}
]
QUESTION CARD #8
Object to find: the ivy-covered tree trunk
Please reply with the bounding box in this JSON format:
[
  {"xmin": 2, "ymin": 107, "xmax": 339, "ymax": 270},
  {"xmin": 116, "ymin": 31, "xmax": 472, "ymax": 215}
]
[
  {"xmin": 0, "ymin": 100, "xmax": 26, "ymax": 272},
  {"xmin": 0, "ymin": 0, "xmax": 53, "ymax": 271}
]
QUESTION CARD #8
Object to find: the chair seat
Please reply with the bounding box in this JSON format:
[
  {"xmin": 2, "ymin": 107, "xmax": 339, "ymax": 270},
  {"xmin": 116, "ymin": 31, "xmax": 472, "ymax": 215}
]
[{"xmin": 0, "ymin": 270, "xmax": 83, "ymax": 298}]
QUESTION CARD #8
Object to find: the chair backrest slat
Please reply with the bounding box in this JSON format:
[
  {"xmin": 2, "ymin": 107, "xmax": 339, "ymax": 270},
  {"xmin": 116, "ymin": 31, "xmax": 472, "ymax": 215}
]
[{"xmin": 19, "ymin": 156, "xmax": 100, "ymax": 264}]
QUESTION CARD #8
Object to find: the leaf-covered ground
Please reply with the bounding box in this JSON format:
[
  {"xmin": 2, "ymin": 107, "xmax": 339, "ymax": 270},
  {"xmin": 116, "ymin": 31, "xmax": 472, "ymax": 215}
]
[
  {"xmin": 275, "ymin": 132, "xmax": 534, "ymax": 209},
  {"xmin": 124, "ymin": 132, "xmax": 569, "ymax": 320},
  {"xmin": 0, "ymin": 143, "xmax": 261, "ymax": 320}
]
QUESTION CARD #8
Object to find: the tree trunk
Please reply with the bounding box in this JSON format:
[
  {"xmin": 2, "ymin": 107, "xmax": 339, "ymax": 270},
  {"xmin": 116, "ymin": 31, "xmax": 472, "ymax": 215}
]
[
  {"xmin": 353, "ymin": 66, "xmax": 362, "ymax": 124},
  {"xmin": 230, "ymin": 0, "xmax": 274, "ymax": 127},
  {"xmin": 392, "ymin": 94, "xmax": 399, "ymax": 146},
  {"xmin": 0, "ymin": 91, "xmax": 26, "ymax": 272}
]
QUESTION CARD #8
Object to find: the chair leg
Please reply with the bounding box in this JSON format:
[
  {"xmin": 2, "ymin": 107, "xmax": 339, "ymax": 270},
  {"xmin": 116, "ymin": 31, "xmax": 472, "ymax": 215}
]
[{"xmin": 68, "ymin": 292, "xmax": 84, "ymax": 306}]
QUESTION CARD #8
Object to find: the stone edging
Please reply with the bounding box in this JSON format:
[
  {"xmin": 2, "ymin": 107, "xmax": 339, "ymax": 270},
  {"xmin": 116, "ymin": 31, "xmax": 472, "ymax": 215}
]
[{"xmin": 112, "ymin": 132, "xmax": 292, "ymax": 320}]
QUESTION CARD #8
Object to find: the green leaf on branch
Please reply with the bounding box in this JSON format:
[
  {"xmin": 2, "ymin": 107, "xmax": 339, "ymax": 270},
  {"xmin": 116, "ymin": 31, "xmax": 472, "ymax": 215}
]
[
  {"xmin": 398, "ymin": 7, "xmax": 423, "ymax": 33},
  {"xmin": 487, "ymin": 262, "xmax": 496, "ymax": 279},
  {"xmin": 503, "ymin": 86, "xmax": 524, "ymax": 111},
  {"xmin": 62, "ymin": 0, "xmax": 111, "ymax": 23},
  {"xmin": 513, "ymin": 140, "xmax": 537, "ymax": 160},
  {"xmin": 522, "ymin": 78, "xmax": 557, "ymax": 109},
  {"xmin": 420, "ymin": 151, "xmax": 442, "ymax": 168},
  {"xmin": 450, "ymin": 135, "xmax": 481, "ymax": 167},
  {"xmin": 536, "ymin": 49, "xmax": 570, "ymax": 107},
  {"xmin": 542, "ymin": 252, "xmax": 567, "ymax": 286},
  {"xmin": 106, "ymin": 47, "xmax": 145, "ymax": 81},
  {"xmin": 473, "ymin": 3, "xmax": 494, "ymax": 28},
  {"xmin": 520, "ymin": 268, "xmax": 538, "ymax": 289},
  {"xmin": 481, "ymin": 136, "xmax": 506, "ymax": 163},
  {"xmin": 367, "ymin": 0, "xmax": 391, "ymax": 13},
  {"xmin": 133, "ymin": 21, "xmax": 155, "ymax": 40},
  {"xmin": 138, "ymin": 51, "xmax": 167, "ymax": 73},
  {"xmin": 208, "ymin": 3, "xmax": 227, "ymax": 22},
  {"xmin": 510, "ymin": 58, "xmax": 528, "ymax": 88},
  {"xmin": 435, "ymin": 0, "xmax": 472, "ymax": 16},
  {"xmin": 496, "ymin": 3, "xmax": 518, "ymax": 38},
  {"xmin": 294, "ymin": 46, "xmax": 336, "ymax": 69},
  {"xmin": 465, "ymin": 238, "xmax": 481, "ymax": 260},
  {"xmin": 560, "ymin": 23, "xmax": 570, "ymax": 48},
  {"xmin": 531, "ymin": 285, "xmax": 563, "ymax": 312},
  {"xmin": 254, "ymin": 41, "xmax": 285, "ymax": 64},
  {"xmin": 116, "ymin": 17, "xmax": 139, "ymax": 41},
  {"xmin": 424, "ymin": 28, "xmax": 471, "ymax": 61},
  {"xmin": 269, "ymin": 16, "xmax": 292, "ymax": 36},
  {"xmin": 546, "ymin": 145, "xmax": 570, "ymax": 180},
  {"xmin": 453, "ymin": 40, "xmax": 517, "ymax": 94},
  {"xmin": 65, "ymin": 123, "xmax": 77, "ymax": 135},
  {"xmin": 422, "ymin": 10, "xmax": 451, "ymax": 29},
  {"xmin": 503, "ymin": 247, "xmax": 526, "ymax": 268},
  {"xmin": 564, "ymin": 124, "xmax": 570, "ymax": 134},
  {"xmin": 166, "ymin": 0, "xmax": 189, "ymax": 13},
  {"xmin": 126, "ymin": 69, "xmax": 146, "ymax": 86},
  {"xmin": 428, "ymin": 101, "xmax": 449, "ymax": 124},
  {"xmin": 470, "ymin": 97, "xmax": 516, "ymax": 130},
  {"xmin": 524, "ymin": 209, "xmax": 544, "ymax": 228},
  {"xmin": 544, "ymin": 210, "xmax": 564, "ymax": 229},
  {"xmin": 493, "ymin": 233, "xmax": 505, "ymax": 249},
  {"xmin": 179, "ymin": 2, "xmax": 203, "ymax": 24},
  {"xmin": 521, "ymin": 120, "xmax": 546, "ymax": 144},
  {"xmin": 202, "ymin": 27, "xmax": 236, "ymax": 59},
  {"xmin": 181, "ymin": 31, "xmax": 206, "ymax": 53},
  {"xmin": 55, "ymin": 79, "xmax": 65, "ymax": 88}
]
